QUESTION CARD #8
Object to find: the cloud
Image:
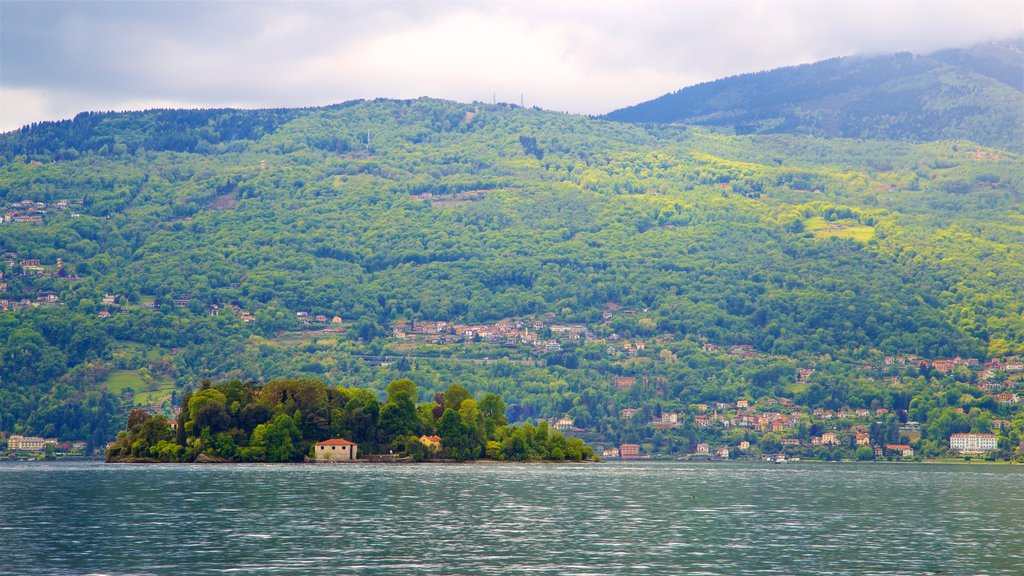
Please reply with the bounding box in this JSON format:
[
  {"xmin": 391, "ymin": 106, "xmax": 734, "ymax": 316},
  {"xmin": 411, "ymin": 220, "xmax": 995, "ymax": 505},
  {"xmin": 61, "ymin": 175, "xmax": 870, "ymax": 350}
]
[{"xmin": 2, "ymin": 0, "xmax": 1022, "ymax": 131}]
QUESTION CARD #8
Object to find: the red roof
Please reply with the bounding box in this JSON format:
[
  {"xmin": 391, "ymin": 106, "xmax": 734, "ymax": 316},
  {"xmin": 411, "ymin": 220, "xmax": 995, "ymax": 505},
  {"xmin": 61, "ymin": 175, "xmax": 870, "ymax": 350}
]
[{"xmin": 317, "ymin": 438, "xmax": 356, "ymax": 446}]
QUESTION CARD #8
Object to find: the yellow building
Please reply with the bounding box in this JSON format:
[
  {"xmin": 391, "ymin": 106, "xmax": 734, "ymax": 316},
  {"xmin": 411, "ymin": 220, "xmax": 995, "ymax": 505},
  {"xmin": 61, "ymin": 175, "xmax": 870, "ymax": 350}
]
[
  {"xmin": 419, "ymin": 435, "xmax": 442, "ymax": 451},
  {"xmin": 8, "ymin": 435, "xmax": 54, "ymax": 452}
]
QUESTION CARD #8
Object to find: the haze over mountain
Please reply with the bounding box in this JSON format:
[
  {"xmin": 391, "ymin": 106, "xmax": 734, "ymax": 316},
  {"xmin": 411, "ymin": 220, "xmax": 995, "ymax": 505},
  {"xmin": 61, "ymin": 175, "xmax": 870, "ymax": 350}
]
[{"xmin": 605, "ymin": 39, "xmax": 1024, "ymax": 152}]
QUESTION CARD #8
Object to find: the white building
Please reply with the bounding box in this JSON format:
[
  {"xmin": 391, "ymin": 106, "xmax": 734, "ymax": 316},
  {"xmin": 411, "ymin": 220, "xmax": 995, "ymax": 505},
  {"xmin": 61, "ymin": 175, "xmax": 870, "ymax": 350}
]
[
  {"xmin": 553, "ymin": 417, "xmax": 574, "ymax": 431},
  {"xmin": 949, "ymin": 433, "xmax": 998, "ymax": 454}
]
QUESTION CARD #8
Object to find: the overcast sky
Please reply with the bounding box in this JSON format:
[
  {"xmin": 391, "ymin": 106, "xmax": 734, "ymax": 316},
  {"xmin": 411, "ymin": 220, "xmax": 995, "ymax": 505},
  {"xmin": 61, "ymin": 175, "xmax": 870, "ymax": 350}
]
[{"xmin": 2, "ymin": 0, "xmax": 1022, "ymax": 132}]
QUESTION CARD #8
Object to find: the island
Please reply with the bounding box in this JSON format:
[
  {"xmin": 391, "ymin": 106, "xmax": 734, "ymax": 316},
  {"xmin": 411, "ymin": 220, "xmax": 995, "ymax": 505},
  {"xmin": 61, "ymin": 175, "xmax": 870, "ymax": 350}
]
[{"xmin": 105, "ymin": 378, "xmax": 596, "ymax": 463}]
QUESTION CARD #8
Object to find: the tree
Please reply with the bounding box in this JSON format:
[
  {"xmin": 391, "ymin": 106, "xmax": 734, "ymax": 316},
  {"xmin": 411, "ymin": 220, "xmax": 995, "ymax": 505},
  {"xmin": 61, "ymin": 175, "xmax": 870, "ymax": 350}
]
[
  {"xmin": 442, "ymin": 385, "xmax": 472, "ymax": 415},
  {"xmin": 437, "ymin": 408, "xmax": 473, "ymax": 461}
]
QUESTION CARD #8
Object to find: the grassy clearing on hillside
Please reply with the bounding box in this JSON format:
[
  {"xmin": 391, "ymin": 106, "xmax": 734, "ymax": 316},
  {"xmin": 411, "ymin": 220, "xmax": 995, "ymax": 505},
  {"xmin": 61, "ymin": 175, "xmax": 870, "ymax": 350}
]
[
  {"xmin": 804, "ymin": 217, "xmax": 875, "ymax": 242},
  {"xmin": 785, "ymin": 382, "xmax": 811, "ymax": 395},
  {"xmin": 102, "ymin": 369, "xmax": 176, "ymax": 406}
]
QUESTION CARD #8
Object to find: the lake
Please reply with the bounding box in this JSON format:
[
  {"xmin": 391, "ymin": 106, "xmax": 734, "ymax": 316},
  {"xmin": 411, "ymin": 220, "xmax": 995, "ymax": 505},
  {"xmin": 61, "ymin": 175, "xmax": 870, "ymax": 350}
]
[{"xmin": 0, "ymin": 460, "xmax": 1021, "ymax": 575}]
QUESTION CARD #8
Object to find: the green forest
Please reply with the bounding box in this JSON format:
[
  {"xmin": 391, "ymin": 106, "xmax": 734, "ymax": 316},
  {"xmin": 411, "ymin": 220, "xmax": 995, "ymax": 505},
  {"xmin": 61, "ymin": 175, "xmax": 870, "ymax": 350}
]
[
  {"xmin": 1, "ymin": 97, "xmax": 1022, "ymax": 459},
  {"xmin": 106, "ymin": 378, "xmax": 594, "ymax": 463},
  {"xmin": 605, "ymin": 39, "xmax": 1024, "ymax": 152}
]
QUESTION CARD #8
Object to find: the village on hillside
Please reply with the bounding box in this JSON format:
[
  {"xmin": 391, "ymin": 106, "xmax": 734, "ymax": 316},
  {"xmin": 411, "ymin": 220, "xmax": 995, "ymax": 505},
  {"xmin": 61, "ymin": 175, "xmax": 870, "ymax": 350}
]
[{"xmin": 3, "ymin": 222, "xmax": 1022, "ymax": 462}]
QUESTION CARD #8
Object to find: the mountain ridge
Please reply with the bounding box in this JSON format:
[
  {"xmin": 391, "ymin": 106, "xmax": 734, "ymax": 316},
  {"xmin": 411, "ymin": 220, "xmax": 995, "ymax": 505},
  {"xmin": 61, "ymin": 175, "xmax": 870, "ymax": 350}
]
[{"xmin": 604, "ymin": 39, "xmax": 1024, "ymax": 152}]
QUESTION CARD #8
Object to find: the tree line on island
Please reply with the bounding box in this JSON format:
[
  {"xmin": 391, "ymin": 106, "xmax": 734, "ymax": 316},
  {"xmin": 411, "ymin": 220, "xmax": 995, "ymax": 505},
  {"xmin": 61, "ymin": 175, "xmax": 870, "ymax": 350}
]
[{"xmin": 105, "ymin": 378, "xmax": 596, "ymax": 463}]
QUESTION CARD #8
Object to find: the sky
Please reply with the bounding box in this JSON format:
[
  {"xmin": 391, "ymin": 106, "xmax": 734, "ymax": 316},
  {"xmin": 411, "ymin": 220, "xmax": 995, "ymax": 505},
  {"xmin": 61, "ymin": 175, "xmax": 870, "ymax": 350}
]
[{"xmin": 2, "ymin": 0, "xmax": 1022, "ymax": 132}]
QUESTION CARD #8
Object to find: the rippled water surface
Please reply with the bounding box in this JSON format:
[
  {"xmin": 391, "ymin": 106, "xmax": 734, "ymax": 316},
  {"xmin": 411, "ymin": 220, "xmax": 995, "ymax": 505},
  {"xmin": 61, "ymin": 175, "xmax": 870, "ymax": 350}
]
[{"xmin": 1, "ymin": 461, "xmax": 1022, "ymax": 575}]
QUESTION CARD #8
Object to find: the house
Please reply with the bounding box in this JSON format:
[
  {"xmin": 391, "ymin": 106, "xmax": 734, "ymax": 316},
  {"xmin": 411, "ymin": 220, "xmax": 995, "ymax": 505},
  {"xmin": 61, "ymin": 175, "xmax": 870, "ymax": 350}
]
[
  {"xmin": 739, "ymin": 440, "xmax": 750, "ymax": 451},
  {"xmin": 315, "ymin": 438, "xmax": 358, "ymax": 461},
  {"xmin": 949, "ymin": 433, "xmax": 998, "ymax": 454},
  {"xmin": 781, "ymin": 438, "xmax": 800, "ymax": 447},
  {"xmin": 994, "ymin": 393, "xmax": 1018, "ymax": 404},
  {"xmin": 8, "ymin": 435, "xmax": 54, "ymax": 451},
  {"xmin": 885, "ymin": 444, "xmax": 914, "ymax": 458},
  {"xmin": 620, "ymin": 408, "xmax": 641, "ymax": 420},
  {"xmin": 553, "ymin": 417, "xmax": 574, "ymax": 431},
  {"xmin": 821, "ymin": 432, "xmax": 840, "ymax": 446},
  {"xmin": 728, "ymin": 344, "xmax": 756, "ymax": 358},
  {"xmin": 602, "ymin": 447, "xmax": 620, "ymax": 459},
  {"xmin": 418, "ymin": 435, "xmax": 442, "ymax": 450},
  {"xmin": 650, "ymin": 412, "xmax": 678, "ymax": 429},
  {"xmin": 736, "ymin": 399, "xmax": 749, "ymax": 409},
  {"xmin": 717, "ymin": 447, "xmax": 730, "ymax": 459},
  {"xmin": 619, "ymin": 443, "xmax": 642, "ymax": 459},
  {"xmin": 855, "ymin": 433, "xmax": 870, "ymax": 446},
  {"xmin": 696, "ymin": 442, "xmax": 710, "ymax": 455},
  {"xmin": 694, "ymin": 414, "xmax": 712, "ymax": 428}
]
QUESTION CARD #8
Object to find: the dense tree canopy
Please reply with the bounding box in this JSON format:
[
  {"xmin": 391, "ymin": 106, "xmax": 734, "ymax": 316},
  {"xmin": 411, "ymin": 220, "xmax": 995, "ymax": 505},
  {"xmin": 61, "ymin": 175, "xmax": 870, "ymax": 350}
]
[{"xmin": 107, "ymin": 378, "xmax": 595, "ymax": 463}]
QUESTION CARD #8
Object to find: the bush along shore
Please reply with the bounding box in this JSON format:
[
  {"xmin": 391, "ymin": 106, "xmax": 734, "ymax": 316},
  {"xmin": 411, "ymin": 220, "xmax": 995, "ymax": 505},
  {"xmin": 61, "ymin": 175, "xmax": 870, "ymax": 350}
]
[{"xmin": 105, "ymin": 378, "xmax": 596, "ymax": 463}]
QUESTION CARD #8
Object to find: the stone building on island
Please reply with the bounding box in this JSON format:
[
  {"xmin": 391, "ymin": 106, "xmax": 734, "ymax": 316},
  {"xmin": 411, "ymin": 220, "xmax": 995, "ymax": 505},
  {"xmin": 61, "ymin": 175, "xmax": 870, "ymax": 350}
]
[{"xmin": 315, "ymin": 438, "xmax": 358, "ymax": 462}]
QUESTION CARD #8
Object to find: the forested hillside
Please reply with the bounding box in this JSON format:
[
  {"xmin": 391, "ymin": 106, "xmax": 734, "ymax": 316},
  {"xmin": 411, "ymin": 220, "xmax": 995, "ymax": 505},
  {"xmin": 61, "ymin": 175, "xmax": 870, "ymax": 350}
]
[
  {"xmin": 604, "ymin": 40, "xmax": 1024, "ymax": 152},
  {"xmin": 1, "ymin": 98, "xmax": 1022, "ymax": 457}
]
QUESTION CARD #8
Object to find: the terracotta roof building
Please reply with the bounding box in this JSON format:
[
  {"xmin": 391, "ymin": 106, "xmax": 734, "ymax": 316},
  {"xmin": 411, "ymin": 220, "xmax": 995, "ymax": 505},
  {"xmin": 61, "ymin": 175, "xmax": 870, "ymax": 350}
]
[{"xmin": 315, "ymin": 438, "xmax": 358, "ymax": 462}]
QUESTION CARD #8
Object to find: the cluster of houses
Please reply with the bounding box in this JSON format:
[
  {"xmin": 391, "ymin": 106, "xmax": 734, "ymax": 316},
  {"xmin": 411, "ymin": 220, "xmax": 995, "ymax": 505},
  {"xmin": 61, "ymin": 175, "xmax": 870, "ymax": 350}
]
[
  {"xmin": 0, "ymin": 266, "xmax": 62, "ymax": 313},
  {"xmin": 295, "ymin": 310, "xmax": 344, "ymax": 327},
  {"xmin": 4, "ymin": 434, "xmax": 88, "ymax": 455},
  {"xmin": 882, "ymin": 354, "xmax": 1023, "ymax": 386},
  {"xmin": 601, "ymin": 433, "xmax": 1000, "ymax": 462},
  {"xmin": 1, "ymin": 198, "xmax": 81, "ymax": 225},
  {"xmin": 591, "ymin": 392, "xmax": 1016, "ymax": 461},
  {"xmin": 392, "ymin": 317, "xmax": 593, "ymax": 349},
  {"xmin": 0, "ymin": 253, "xmax": 79, "ymax": 313}
]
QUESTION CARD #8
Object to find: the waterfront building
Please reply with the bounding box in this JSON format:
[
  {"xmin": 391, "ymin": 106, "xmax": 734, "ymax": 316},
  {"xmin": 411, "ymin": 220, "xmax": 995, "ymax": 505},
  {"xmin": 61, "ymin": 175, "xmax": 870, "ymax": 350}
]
[
  {"xmin": 314, "ymin": 438, "xmax": 358, "ymax": 462},
  {"xmin": 7, "ymin": 435, "xmax": 54, "ymax": 452},
  {"xmin": 419, "ymin": 435, "xmax": 442, "ymax": 450},
  {"xmin": 949, "ymin": 433, "xmax": 998, "ymax": 454},
  {"xmin": 885, "ymin": 444, "xmax": 914, "ymax": 458},
  {"xmin": 620, "ymin": 443, "xmax": 642, "ymax": 459}
]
